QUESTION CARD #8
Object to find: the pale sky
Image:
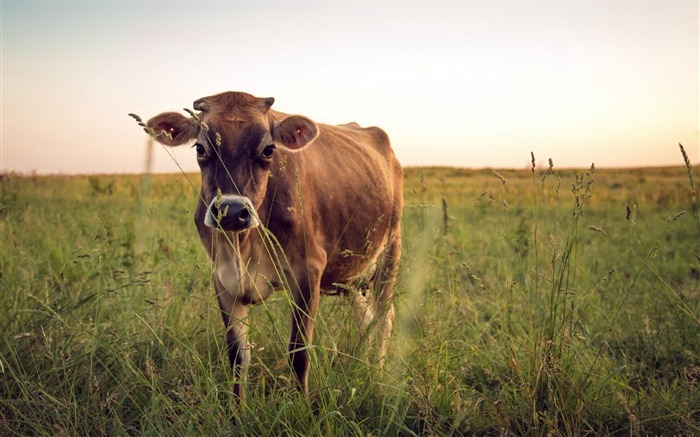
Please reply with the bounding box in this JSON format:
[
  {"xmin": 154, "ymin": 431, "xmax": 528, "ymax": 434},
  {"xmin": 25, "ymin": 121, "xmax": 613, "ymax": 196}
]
[{"xmin": 1, "ymin": 0, "xmax": 698, "ymax": 174}]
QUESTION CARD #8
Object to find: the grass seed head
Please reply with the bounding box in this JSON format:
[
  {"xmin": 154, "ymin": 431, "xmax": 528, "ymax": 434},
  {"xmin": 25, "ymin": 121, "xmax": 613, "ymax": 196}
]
[
  {"xmin": 493, "ymin": 170, "xmax": 506, "ymax": 185},
  {"xmin": 587, "ymin": 225, "xmax": 608, "ymax": 236},
  {"xmin": 183, "ymin": 107, "xmax": 200, "ymax": 122},
  {"xmin": 679, "ymin": 143, "xmax": 694, "ymax": 188},
  {"xmin": 666, "ymin": 211, "xmax": 686, "ymax": 223}
]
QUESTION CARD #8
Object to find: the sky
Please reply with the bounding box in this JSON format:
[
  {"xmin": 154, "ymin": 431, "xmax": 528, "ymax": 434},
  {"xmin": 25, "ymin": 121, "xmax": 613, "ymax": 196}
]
[{"xmin": 1, "ymin": 0, "xmax": 698, "ymax": 174}]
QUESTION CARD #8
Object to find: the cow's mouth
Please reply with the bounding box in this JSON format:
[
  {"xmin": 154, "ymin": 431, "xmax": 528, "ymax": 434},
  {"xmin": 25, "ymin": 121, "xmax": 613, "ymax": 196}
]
[{"xmin": 204, "ymin": 194, "xmax": 260, "ymax": 232}]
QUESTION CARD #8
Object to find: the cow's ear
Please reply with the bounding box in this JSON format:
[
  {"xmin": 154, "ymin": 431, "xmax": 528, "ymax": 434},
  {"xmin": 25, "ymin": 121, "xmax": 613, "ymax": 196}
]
[
  {"xmin": 147, "ymin": 112, "xmax": 200, "ymax": 146},
  {"xmin": 272, "ymin": 115, "xmax": 319, "ymax": 150}
]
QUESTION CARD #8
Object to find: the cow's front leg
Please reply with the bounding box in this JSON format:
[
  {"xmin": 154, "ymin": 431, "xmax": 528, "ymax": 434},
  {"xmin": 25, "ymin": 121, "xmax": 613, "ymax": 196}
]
[
  {"xmin": 288, "ymin": 267, "xmax": 322, "ymax": 397},
  {"xmin": 216, "ymin": 288, "xmax": 250, "ymax": 399}
]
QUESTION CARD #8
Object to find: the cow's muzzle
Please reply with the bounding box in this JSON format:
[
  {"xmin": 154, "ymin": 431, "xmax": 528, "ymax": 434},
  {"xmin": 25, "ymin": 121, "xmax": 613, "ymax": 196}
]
[{"xmin": 204, "ymin": 194, "xmax": 260, "ymax": 232}]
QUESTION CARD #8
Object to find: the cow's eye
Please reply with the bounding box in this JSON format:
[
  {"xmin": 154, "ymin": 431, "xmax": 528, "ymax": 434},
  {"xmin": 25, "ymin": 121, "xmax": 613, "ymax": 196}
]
[
  {"xmin": 261, "ymin": 144, "xmax": 275, "ymax": 159},
  {"xmin": 195, "ymin": 143, "xmax": 206, "ymax": 158}
]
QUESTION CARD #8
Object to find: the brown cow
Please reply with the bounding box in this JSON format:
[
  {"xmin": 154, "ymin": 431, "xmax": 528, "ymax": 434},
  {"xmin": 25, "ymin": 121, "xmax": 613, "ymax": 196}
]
[{"xmin": 145, "ymin": 91, "xmax": 402, "ymax": 398}]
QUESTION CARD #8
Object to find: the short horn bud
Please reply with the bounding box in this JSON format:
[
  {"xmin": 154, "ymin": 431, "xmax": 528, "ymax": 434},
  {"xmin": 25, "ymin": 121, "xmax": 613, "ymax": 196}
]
[{"xmin": 193, "ymin": 99, "xmax": 210, "ymax": 112}]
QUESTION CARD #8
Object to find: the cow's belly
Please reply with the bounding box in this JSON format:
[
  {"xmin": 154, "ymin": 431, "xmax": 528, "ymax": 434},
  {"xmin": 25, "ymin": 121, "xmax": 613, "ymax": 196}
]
[{"xmin": 320, "ymin": 231, "xmax": 389, "ymax": 291}]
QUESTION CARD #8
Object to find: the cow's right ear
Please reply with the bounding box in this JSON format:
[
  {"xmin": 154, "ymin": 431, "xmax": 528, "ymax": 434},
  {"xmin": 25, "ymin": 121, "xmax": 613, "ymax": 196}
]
[{"xmin": 147, "ymin": 112, "xmax": 200, "ymax": 146}]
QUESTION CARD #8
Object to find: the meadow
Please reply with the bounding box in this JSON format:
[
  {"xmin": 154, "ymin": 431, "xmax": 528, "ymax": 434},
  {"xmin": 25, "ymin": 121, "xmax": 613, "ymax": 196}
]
[{"xmin": 1, "ymin": 152, "xmax": 698, "ymax": 435}]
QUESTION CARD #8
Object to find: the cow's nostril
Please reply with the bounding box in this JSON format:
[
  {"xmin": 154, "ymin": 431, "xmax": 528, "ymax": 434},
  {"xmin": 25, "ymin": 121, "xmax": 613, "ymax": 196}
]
[{"xmin": 238, "ymin": 208, "xmax": 251, "ymax": 224}]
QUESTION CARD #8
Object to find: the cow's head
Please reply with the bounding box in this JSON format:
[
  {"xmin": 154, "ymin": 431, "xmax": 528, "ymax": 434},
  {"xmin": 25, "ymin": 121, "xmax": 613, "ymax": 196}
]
[{"xmin": 147, "ymin": 92, "xmax": 319, "ymax": 232}]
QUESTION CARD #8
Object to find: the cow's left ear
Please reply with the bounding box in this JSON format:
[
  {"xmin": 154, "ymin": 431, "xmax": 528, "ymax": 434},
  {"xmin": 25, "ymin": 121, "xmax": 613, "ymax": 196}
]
[
  {"xmin": 147, "ymin": 112, "xmax": 200, "ymax": 146},
  {"xmin": 272, "ymin": 115, "xmax": 319, "ymax": 150}
]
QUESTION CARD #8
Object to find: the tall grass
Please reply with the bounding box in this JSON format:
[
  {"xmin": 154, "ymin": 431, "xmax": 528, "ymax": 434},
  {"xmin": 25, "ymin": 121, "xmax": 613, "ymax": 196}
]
[{"xmin": 1, "ymin": 157, "xmax": 699, "ymax": 435}]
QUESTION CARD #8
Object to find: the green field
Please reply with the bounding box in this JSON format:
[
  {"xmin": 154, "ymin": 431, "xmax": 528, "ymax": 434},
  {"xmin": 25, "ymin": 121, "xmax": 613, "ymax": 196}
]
[{"xmin": 1, "ymin": 157, "xmax": 699, "ymax": 435}]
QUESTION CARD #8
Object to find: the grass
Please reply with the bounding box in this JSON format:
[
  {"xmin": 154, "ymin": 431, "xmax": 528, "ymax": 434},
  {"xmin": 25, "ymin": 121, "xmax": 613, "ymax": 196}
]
[{"xmin": 1, "ymin": 152, "xmax": 699, "ymax": 435}]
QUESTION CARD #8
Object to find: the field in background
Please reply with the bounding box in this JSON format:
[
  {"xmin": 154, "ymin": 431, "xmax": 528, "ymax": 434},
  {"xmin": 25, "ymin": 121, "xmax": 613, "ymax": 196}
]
[{"xmin": 1, "ymin": 162, "xmax": 699, "ymax": 435}]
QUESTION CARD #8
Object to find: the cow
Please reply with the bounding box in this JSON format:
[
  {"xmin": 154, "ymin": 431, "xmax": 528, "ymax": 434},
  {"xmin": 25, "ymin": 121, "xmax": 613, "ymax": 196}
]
[{"xmin": 144, "ymin": 91, "xmax": 403, "ymax": 398}]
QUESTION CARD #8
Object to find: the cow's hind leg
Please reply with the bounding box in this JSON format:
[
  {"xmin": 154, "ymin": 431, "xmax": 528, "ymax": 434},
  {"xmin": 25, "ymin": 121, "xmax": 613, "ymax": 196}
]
[
  {"xmin": 350, "ymin": 285, "xmax": 375, "ymax": 334},
  {"xmin": 350, "ymin": 232, "xmax": 401, "ymax": 366},
  {"xmin": 374, "ymin": 232, "xmax": 400, "ymax": 366}
]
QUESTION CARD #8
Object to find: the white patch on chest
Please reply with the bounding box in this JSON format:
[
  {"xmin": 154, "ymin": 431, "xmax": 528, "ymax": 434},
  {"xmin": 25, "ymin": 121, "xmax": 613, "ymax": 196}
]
[
  {"xmin": 214, "ymin": 236, "xmax": 242, "ymax": 297},
  {"xmin": 214, "ymin": 233, "xmax": 279, "ymax": 303},
  {"xmin": 216, "ymin": 257, "xmax": 240, "ymax": 295}
]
